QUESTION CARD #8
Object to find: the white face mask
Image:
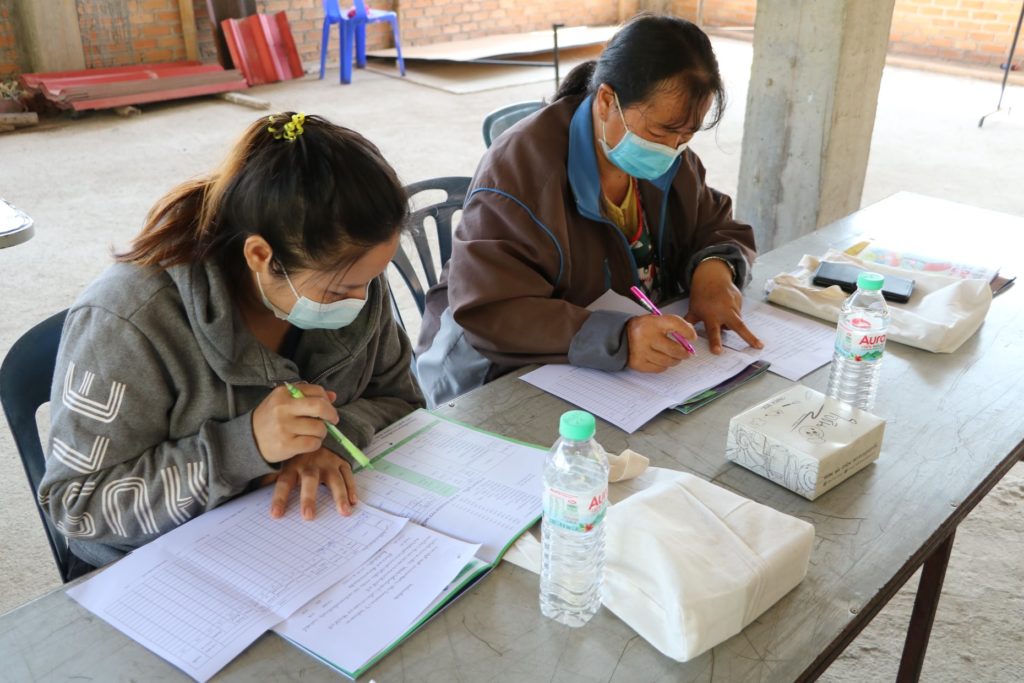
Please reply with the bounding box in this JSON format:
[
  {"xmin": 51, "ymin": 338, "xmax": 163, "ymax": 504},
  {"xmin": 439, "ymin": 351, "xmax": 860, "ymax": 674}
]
[{"xmin": 256, "ymin": 265, "xmax": 366, "ymax": 330}]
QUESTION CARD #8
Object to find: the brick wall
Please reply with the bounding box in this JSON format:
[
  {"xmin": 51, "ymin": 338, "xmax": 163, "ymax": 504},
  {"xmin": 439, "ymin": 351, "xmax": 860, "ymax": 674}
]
[
  {"xmin": 889, "ymin": 0, "xmax": 1023, "ymax": 66},
  {"xmin": 398, "ymin": 0, "xmax": 622, "ymax": 45},
  {"xmin": 687, "ymin": 0, "xmax": 1023, "ymax": 68},
  {"xmin": 72, "ymin": 0, "xmax": 387, "ymax": 71},
  {"xmin": 0, "ymin": 0, "xmax": 28, "ymax": 79},
  {"xmin": 695, "ymin": 0, "xmax": 755, "ymax": 27},
  {"xmin": 76, "ymin": 0, "xmax": 188, "ymax": 68}
]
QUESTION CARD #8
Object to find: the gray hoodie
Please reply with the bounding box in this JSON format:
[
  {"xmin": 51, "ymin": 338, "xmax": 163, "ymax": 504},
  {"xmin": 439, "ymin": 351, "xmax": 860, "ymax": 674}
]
[{"xmin": 39, "ymin": 259, "xmax": 424, "ymax": 567}]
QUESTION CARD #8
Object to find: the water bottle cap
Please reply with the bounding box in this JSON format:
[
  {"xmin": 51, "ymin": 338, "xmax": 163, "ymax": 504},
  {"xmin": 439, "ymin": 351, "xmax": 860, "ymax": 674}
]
[
  {"xmin": 857, "ymin": 272, "xmax": 885, "ymax": 291},
  {"xmin": 558, "ymin": 410, "xmax": 596, "ymax": 441}
]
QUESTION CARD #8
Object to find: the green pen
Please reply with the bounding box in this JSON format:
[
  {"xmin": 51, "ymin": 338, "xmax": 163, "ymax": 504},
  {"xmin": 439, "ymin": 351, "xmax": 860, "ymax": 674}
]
[{"xmin": 283, "ymin": 382, "xmax": 374, "ymax": 470}]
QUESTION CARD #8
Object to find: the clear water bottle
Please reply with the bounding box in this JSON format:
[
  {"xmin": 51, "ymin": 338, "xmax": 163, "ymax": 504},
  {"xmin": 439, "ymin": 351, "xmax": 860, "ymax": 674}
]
[
  {"xmin": 540, "ymin": 410, "xmax": 610, "ymax": 627},
  {"xmin": 826, "ymin": 272, "xmax": 891, "ymax": 411}
]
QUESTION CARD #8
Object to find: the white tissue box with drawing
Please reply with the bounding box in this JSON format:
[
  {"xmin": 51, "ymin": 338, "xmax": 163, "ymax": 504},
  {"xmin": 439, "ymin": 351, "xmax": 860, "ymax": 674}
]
[{"xmin": 726, "ymin": 385, "xmax": 886, "ymax": 500}]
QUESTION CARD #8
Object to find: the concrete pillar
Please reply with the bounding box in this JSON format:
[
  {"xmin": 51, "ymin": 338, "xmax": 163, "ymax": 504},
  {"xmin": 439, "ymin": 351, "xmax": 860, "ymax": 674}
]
[
  {"xmin": 736, "ymin": 0, "xmax": 895, "ymax": 251},
  {"xmin": 13, "ymin": 0, "xmax": 86, "ymax": 73}
]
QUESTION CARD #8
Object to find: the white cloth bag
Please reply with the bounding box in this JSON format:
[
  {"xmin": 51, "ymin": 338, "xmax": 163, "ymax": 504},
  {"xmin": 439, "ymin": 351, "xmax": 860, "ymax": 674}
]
[
  {"xmin": 602, "ymin": 471, "xmax": 813, "ymax": 661},
  {"xmin": 766, "ymin": 249, "xmax": 992, "ymax": 353},
  {"xmin": 503, "ymin": 468, "xmax": 814, "ymax": 662}
]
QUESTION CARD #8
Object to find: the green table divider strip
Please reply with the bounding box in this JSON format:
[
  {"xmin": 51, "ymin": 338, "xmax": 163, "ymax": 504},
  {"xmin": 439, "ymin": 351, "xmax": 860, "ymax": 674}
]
[{"xmin": 374, "ymin": 459, "xmax": 459, "ymax": 497}]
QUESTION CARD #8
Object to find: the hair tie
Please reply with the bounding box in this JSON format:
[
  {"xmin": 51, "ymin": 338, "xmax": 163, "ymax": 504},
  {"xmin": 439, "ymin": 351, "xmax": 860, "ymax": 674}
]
[{"xmin": 267, "ymin": 112, "xmax": 306, "ymax": 142}]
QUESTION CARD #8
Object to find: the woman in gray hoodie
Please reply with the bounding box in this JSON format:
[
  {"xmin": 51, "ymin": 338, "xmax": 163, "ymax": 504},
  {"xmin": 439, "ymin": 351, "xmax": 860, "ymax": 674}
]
[{"xmin": 39, "ymin": 113, "xmax": 425, "ymax": 568}]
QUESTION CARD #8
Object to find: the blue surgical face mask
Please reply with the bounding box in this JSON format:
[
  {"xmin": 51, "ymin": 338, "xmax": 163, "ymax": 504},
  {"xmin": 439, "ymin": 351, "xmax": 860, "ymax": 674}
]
[
  {"xmin": 256, "ymin": 265, "xmax": 366, "ymax": 330},
  {"xmin": 599, "ymin": 92, "xmax": 687, "ymax": 180}
]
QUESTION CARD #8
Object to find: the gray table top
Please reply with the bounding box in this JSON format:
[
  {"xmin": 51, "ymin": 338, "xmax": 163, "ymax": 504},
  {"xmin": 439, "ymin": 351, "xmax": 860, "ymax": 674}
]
[{"xmin": 2, "ymin": 192, "xmax": 1022, "ymax": 682}]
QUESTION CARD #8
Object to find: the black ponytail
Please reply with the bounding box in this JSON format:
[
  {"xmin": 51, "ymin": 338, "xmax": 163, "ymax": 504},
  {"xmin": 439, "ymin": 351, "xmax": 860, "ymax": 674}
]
[
  {"xmin": 555, "ymin": 13, "xmax": 726, "ymax": 131},
  {"xmin": 555, "ymin": 61, "xmax": 597, "ymax": 101}
]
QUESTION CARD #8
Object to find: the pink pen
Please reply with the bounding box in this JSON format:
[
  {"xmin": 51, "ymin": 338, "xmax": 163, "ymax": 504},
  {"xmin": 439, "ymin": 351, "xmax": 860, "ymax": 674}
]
[{"xmin": 629, "ymin": 285, "xmax": 697, "ymax": 356}]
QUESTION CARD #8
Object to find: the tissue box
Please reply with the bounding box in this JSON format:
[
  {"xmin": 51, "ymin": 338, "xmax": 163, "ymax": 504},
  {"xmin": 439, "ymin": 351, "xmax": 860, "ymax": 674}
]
[{"xmin": 725, "ymin": 385, "xmax": 885, "ymax": 500}]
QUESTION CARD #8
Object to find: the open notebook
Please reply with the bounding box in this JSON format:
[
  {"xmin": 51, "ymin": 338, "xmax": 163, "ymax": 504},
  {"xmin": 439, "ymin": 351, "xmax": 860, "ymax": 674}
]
[{"xmin": 67, "ymin": 410, "xmax": 545, "ymax": 681}]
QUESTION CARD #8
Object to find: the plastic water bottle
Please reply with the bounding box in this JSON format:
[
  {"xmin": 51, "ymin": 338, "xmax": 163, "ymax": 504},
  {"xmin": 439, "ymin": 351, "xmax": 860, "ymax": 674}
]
[
  {"xmin": 826, "ymin": 272, "xmax": 891, "ymax": 411},
  {"xmin": 540, "ymin": 410, "xmax": 610, "ymax": 627}
]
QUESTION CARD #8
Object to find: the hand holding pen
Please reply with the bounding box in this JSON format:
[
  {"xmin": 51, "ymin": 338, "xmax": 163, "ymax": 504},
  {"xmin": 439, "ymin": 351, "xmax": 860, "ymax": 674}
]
[
  {"xmin": 252, "ymin": 381, "xmax": 368, "ymax": 521},
  {"xmin": 283, "ymin": 382, "xmax": 373, "ymax": 470},
  {"xmin": 625, "ymin": 286, "xmax": 698, "ymax": 373}
]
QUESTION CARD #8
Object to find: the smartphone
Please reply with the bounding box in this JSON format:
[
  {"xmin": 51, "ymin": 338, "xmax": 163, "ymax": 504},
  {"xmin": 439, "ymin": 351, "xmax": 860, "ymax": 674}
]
[{"xmin": 812, "ymin": 261, "xmax": 915, "ymax": 303}]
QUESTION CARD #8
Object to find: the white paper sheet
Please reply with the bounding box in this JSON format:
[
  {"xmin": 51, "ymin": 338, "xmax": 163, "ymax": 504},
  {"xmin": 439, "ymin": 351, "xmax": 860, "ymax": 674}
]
[
  {"xmin": 519, "ymin": 291, "xmax": 751, "ymax": 432},
  {"xmin": 67, "ymin": 488, "xmax": 407, "ymax": 682},
  {"xmin": 356, "ymin": 410, "xmax": 546, "ymax": 563},
  {"xmin": 656, "ymin": 295, "xmax": 834, "ymax": 382},
  {"xmin": 275, "ymin": 524, "xmax": 481, "ymax": 677},
  {"xmin": 716, "ymin": 299, "xmax": 834, "ymax": 381}
]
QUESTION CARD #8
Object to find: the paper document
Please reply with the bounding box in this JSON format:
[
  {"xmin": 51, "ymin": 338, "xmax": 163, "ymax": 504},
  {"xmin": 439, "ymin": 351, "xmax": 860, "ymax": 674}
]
[
  {"xmin": 357, "ymin": 409, "xmax": 546, "ymax": 563},
  {"xmin": 67, "ymin": 489, "xmax": 406, "ymax": 682},
  {"xmin": 66, "ymin": 411, "xmax": 545, "ymax": 681},
  {"xmin": 690, "ymin": 297, "xmax": 834, "ymax": 381},
  {"xmin": 279, "ymin": 410, "xmax": 544, "ymax": 678},
  {"xmin": 520, "ymin": 290, "xmax": 755, "ymax": 433},
  {"xmin": 657, "ymin": 295, "xmax": 834, "ymax": 382},
  {"xmin": 276, "ymin": 524, "xmax": 481, "ymax": 678}
]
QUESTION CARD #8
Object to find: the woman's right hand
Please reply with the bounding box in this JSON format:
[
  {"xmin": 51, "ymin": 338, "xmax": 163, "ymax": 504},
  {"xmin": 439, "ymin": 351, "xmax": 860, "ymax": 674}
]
[
  {"xmin": 626, "ymin": 314, "xmax": 697, "ymax": 373},
  {"xmin": 252, "ymin": 383, "xmax": 339, "ymax": 464}
]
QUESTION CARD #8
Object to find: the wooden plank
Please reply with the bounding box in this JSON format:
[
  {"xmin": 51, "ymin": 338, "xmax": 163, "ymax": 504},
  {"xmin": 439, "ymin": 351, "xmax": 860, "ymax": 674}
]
[
  {"xmin": 205, "ymin": 0, "xmax": 258, "ymax": 67},
  {"xmin": 11, "ymin": 0, "xmax": 85, "ymax": 73},
  {"xmin": 366, "ymin": 25, "xmax": 617, "ymax": 62},
  {"xmin": 179, "ymin": 0, "xmax": 200, "ymax": 61},
  {"xmin": 216, "ymin": 91, "xmax": 270, "ymax": 109},
  {"xmin": 0, "ymin": 113, "xmax": 39, "ymax": 127}
]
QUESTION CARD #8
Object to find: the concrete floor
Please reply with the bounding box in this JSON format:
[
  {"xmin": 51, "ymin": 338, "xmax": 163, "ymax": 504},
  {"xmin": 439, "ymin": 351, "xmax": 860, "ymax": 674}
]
[{"xmin": 1, "ymin": 36, "xmax": 1022, "ymax": 680}]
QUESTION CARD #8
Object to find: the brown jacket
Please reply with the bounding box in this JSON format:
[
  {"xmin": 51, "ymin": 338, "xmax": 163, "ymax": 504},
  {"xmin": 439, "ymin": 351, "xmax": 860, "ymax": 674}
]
[{"xmin": 416, "ymin": 94, "xmax": 756, "ymax": 405}]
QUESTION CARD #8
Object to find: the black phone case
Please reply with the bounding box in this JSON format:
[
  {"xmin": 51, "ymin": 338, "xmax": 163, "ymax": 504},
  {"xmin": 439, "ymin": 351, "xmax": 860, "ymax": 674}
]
[{"xmin": 812, "ymin": 261, "xmax": 914, "ymax": 303}]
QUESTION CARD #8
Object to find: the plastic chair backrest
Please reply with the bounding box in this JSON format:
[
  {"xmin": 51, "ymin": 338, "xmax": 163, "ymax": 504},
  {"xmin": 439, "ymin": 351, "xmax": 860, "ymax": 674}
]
[
  {"xmin": 389, "ymin": 177, "xmax": 471, "ymax": 327},
  {"xmin": 351, "ymin": 0, "xmax": 368, "ymax": 20},
  {"xmin": 482, "ymin": 100, "xmax": 545, "ymax": 147},
  {"xmin": 322, "ymin": 0, "xmax": 343, "ymax": 21},
  {"xmin": 0, "ymin": 309, "xmax": 88, "ymax": 583}
]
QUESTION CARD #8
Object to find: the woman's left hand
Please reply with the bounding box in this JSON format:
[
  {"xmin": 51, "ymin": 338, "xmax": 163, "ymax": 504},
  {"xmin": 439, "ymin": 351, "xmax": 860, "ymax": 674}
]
[
  {"xmin": 685, "ymin": 258, "xmax": 764, "ymax": 354},
  {"xmin": 264, "ymin": 447, "xmax": 358, "ymax": 520}
]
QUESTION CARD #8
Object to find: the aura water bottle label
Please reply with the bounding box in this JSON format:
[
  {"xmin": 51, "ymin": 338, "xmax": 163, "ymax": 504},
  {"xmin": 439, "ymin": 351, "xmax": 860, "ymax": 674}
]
[
  {"xmin": 543, "ymin": 486, "xmax": 608, "ymax": 532},
  {"xmin": 835, "ymin": 316, "xmax": 886, "ymax": 362}
]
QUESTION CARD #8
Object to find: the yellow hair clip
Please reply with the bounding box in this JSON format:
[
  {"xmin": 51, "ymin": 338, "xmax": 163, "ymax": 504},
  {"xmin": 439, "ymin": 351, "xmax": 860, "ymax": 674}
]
[{"xmin": 267, "ymin": 112, "xmax": 306, "ymax": 142}]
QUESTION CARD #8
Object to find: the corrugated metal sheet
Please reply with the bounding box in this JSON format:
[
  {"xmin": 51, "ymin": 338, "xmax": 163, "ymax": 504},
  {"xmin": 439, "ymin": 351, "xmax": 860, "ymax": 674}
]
[
  {"xmin": 20, "ymin": 62, "xmax": 248, "ymax": 112},
  {"xmin": 222, "ymin": 12, "xmax": 303, "ymax": 86}
]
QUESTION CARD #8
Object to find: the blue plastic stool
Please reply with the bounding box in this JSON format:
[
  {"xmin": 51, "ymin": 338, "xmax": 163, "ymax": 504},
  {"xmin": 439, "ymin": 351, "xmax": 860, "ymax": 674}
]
[{"xmin": 320, "ymin": 0, "xmax": 406, "ymax": 84}]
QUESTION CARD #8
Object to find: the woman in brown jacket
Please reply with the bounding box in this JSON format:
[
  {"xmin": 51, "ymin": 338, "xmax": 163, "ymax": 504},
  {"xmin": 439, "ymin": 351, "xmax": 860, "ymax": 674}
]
[{"xmin": 417, "ymin": 15, "xmax": 762, "ymax": 406}]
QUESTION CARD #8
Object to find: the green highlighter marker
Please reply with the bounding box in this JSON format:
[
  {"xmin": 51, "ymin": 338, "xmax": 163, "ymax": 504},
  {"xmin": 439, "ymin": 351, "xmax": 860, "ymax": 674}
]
[{"xmin": 283, "ymin": 382, "xmax": 374, "ymax": 470}]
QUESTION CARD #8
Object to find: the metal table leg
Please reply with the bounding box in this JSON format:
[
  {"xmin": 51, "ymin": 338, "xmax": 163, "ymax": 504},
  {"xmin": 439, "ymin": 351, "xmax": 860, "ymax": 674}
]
[{"xmin": 896, "ymin": 529, "xmax": 957, "ymax": 682}]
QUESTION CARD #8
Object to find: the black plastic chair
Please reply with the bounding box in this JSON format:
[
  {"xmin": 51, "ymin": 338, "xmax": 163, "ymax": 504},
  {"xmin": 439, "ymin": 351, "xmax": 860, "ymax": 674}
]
[
  {"xmin": 0, "ymin": 309, "xmax": 91, "ymax": 582},
  {"xmin": 482, "ymin": 100, "xmax": 545, "ymax": 148},
  {"xmin": 389, "ymin": 177, "xmax": 472, "ymax": 329}
]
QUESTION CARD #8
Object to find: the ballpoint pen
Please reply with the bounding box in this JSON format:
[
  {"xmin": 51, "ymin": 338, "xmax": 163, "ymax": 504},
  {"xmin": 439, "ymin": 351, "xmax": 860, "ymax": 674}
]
[
  {"xmin": 629, "ymin": 285, "xmax": 697, "ymax": 356},
  {"xmin": 283, "ymin": 382, "xmax": 374, "ymax": 470}
]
